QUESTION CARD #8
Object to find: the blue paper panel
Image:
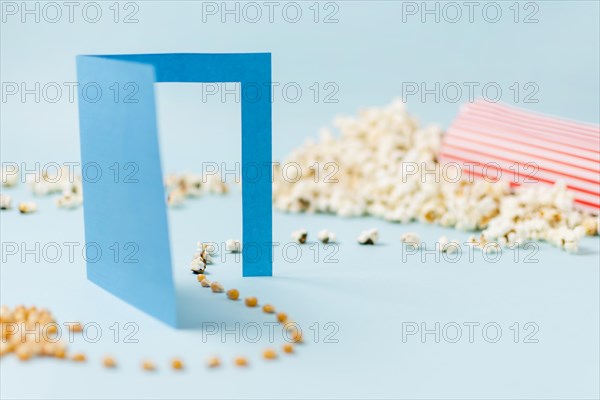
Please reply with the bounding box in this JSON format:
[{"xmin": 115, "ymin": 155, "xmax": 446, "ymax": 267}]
[{"xmin": 76, "ymin": 53, "xmax": 273, "ymax": 326}]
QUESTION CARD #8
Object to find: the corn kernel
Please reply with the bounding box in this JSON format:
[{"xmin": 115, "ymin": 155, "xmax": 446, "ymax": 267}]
[
  {"xmin": 245, "ymin": 297, "xmax": 258, "ymax": 307},
  {"xmin": 290, "ymin": 330, "xmax": 303, "ymax": 343},
  {"xmin": 171, "ymin": 358, "xmax": 184, "ymax": 370},
  {"xmin": 226, "ymin": 289, "xmax": 239, "ymax": 300},
  {"xmin": 262, "ymin": 348, "xmax": 277, "ymax": 360},
  {"xmin": 196, "ymin": 274, "xmax": 207, "ymax": 282},
  {"xmin": 142, "ymin": 360, "xmax": 156, "ymax": 371},
  {"xmin": 15, "ymin": 345, "xmax": 32, "ymax": 361},
  {"xmin": 207, "ymin": 356, "xmax": 220, "ymax": 368},
  {"xmin": 234, "ymin": 356, "xmax": 248, "ymax": 367},
  {"xmin": 72, "ymin": 352, "xmax": 86, "ymax": 362},
  {"xmin": 54, "ymin": 347, "xmax": 66, "ymax": 359},
  {"xmin": 210, "ymin": 281, "xmax": 224, "ymax": 293},
  {"xmin": 276, "ymin": 312, "xmax": 288, "ymax": 323},
  {"xmin": 262, "ymin": 304, "xmax": 275, "ymax": 313},
  {"xmin": 103, "ymin": 356, "xmax": 117, "ymax": 368},
  {"xmin": 201, "ymin": 279, "xmax": 211, "ymax": 288},
  {"xmin": 282, "ymin": 343, "xmax": 294, "ymax": 354}
]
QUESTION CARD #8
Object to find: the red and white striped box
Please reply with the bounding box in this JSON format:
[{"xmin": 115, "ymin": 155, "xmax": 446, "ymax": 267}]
[{"xmin": 440, "ymin": 100, "xmax": 600, "ymax": 213}]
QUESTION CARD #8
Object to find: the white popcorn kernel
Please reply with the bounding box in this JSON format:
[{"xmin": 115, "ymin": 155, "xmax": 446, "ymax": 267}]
[
  {"xmin": 482, "ymin": 241, "xmax": 501, "ymax": 255},
  {"xmin": 580, "ymin": 217, "xmax": 598, "ymax": 236},
  {"xmin": 573, "ymin": 226, "xmax": 586, "ymax": 240},
  {"xmin": 1, "ymin": 166, "xmax": 19, "ymax": 187},
  {"xmin": 225, "ymin": 239, "xmax": 242, "ymax": 253},
  {"xmin": 18, "ymin": 201, "xmax": 37, "ymax": 214},
  {"xmin": 444, "ymin": 240, "xmax": 461, "ymax": 254},
  {"xmin": 56, "ymin": 192, "xmax": 82, "ymax": 210},
  {"xmin": 317, "ymin": 229, "xmax": 336, "ymax": 244},
  {"xmin": 190, "ymin": 256, "xmax": 206, "ymax": 274},
  {"xmin": 202, "ymin": 252, "xmax": 214, "ymax": 265},
  {"xmin": 204, "ymin": 174, "xmax": 228, "ymax": 194},
  {"xmin": 400, "ymin": 232, "xmax": 421, "ymax": 249},
  {"xmin": 291, "ymin": 228, "xmax": 308, "ymax": 244},
  {"xmin": 564, "ymin": 240, "xmax": 578, "ymax": 253},
  {"xmin": 436, "ymin": 236, "xmax": 449, "ymax": 252},
  {"xmin": 197, "ymin": 241, "xmax": 218, "ymax": 256},
  {"xmin": 366, "ymin": 228, "xmax": 379, "ymax": 242},
  {"xmin": 358, "ymin": 228, "xmax": 378, "ymax": 245},
  {"xmin": 0, "ymin": 194, "xmax": 12, "ymax": 210},
  {"xmin": 181, "ymin": 173, "xmax": 203, "ymax": 197},
  {"xmin": 167, "ymin": 189, "xmax": 185, "ymax": 207}
]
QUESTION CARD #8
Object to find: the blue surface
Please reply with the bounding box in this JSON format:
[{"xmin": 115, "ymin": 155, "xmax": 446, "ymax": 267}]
[{"xmin": 1, "ymin": 1, "xmax": 599, "ymax": 399}]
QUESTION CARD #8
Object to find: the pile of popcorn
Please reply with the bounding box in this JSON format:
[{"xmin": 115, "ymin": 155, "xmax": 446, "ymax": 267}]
[
  {"xmin": 273, "ymin": 99, "xmax": 599, "ymax": 252},
  {"xmin": 0, "ymin": 166, "xmax": 82, "ymax": 212},
  {"xmin": 164, "ymin": 172, "xmax": 229, "ymax": 207},
  {"xmin": 0, "ymin": 167, "xmax": 231, "ymax": 212}
]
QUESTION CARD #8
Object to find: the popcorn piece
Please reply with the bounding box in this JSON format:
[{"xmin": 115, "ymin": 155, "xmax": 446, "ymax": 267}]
[
  {"xmin": 0, "ymin": 194, "xmax": 12, "ymax": 210},
  {"xmin": 197, "ymin": 241, "xmax": 218, "ymax": 256},
  {"xmin": 27, "ymin": 167, "xmax": 76, "ymax": 196},
  {"xmin": 444, "ymin": 240, "xmax": 461, "ymax": 254},
  {"xmin": 190, "ymin": 256, "xmax": 206, "ymax": 274},
  {"xmin": 400, "ymin": 232, "xmax": 421, "ymax": 249},
  {"xmin": 18, "ymin": 201, "xmax": 37, "ymax": 214},
  {"xmin": 56, "ymin": 192, "xmax": 82, "ymax": 210},
  {"xmin": 581, "ymin": 217, "xmax": 598, "ymax": 236},
  {"xmin": 1, "ymin": 165, "xmax": 19, "ymax": 187},
  {"xmin": 167, "ymin": 188, "xmax": 185, "ymax": 208},
  {"xmin": 437, "ymin": 236, "xmax": 449, "ymax": 252},
  {"xmin": 317, "ymin": 229, "xmax": 336, "ymax": 243},
  {"xmin": 358, "ymin": 228, "xmax": 378, "ymax": 245},
  {"xmin": 204, "ymin": 174, "xmax": 229, "ymax": 194},
  {"xmin": 225, "ymin": 239, "xmax": 242, "ymax": 253},
  {"xmin": 291, "ymin": 228, "xmax": 308, "ymax": 244}
]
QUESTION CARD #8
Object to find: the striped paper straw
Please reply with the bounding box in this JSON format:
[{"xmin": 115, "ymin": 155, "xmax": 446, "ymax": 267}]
[{"xmin": 440, "ymin": 100, "xmax": 600, "ymax": 212}]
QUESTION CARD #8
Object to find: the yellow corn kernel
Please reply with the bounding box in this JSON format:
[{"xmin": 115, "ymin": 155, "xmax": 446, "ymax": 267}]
[
  {"xmin": 234, "ymin": 356, "xmax": 248, "ymax": 367},
  {"xmin": 15, "ymin": 345, "xmax": 32, "ymax": 361},
  {"xmin": 210, "ymin": 281, "xmax": 224, "ymax": 293},
  {"xmin": 201, "ymin": 279, "xmax": 211, "ymax": 288},
  {"xmin": 103, "ymin": 356, "xmax": 117, "ymax": 368},
  {"xmin": 142, "ymin": 360, "xmax": 156, "ymax": 371},
  {"xmin": 226, "ymin": 289, "xmax": 239, "ymax": 300},
  {"xmin": 262, "ymin": 348, "xmax": 277, "ymax": 360},
  {"xmin": 282, "ymin": 343, "xmax": 294, "ymax": 354},
  {"xmin": 244, "ymin": 297, "xmax": 258, "ymax": 307},
  {"xmin": 171, "ymin": 358, "xmax": 184, "ymax": 370},
  {"xmin": 207, "ymin": 356, "xmax": 220, "ymax": 368},
  {"xmin": 276, "ymin": 312, "xmax": 288, "ymax": 323},
  {"xmin": 262, "ymin": 304, "xmax": 275, "ymax": 313}
]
